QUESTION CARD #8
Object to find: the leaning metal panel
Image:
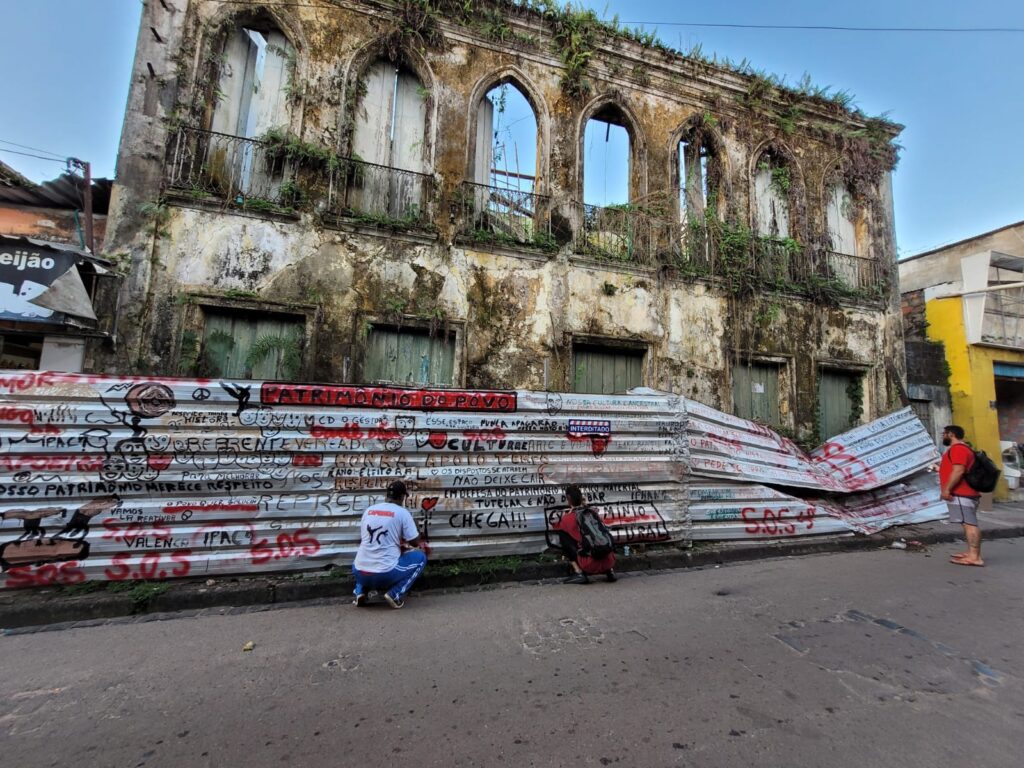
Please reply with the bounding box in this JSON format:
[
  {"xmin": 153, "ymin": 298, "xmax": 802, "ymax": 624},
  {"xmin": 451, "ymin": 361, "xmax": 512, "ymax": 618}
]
[{"xmin": 684, "ymin": 400, "xmax": 939, "ymax": 493}]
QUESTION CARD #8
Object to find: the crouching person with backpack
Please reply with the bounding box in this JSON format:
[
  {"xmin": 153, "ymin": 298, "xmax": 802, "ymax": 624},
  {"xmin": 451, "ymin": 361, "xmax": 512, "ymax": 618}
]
[{"xmin": 553, "ymin": 484, "xmax": 616, "ymax": 584}]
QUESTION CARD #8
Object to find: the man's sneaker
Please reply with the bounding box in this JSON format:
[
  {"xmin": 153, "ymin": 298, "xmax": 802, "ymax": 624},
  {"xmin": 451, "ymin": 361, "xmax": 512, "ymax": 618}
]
[
  {"xmin": 605, "ymin": 570, "xmax": 618, "ymax": 582},
  {"xmin": 562, "ymin": 573, "xmax": 589, "ymax": 585},
  {"xmin": 353, "ymin": 592, "xmax": 368, "ymax": 607},
  {"xmin": 384, "ymin": 592, "xmax": 405, "ymax": 609}
]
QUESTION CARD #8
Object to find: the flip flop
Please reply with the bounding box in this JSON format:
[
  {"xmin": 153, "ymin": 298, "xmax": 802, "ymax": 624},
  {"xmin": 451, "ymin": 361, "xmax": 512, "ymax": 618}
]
[{"xmin": 952, "ymin": 559, "xmax": 984, "ymax": 567}]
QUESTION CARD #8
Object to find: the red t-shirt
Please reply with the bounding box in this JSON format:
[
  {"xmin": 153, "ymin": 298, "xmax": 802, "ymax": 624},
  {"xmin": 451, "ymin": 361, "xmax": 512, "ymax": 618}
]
[{"xmin": 939, "ymin": 443, "xmax": 978, "ymax": 497}]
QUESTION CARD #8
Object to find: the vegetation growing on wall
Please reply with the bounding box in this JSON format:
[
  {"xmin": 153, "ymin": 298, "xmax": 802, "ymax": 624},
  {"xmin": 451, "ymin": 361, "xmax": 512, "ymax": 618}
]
[{"xmin": 846, "ymin": 374, "xmax": 865, "ymax": 428}]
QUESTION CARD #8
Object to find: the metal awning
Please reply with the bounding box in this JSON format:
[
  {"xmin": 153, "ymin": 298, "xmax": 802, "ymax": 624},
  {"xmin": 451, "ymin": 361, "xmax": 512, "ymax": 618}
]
[
  {"xmin": 994, "ymin": 363, "xmax": 1024, "ymax": 379},
  {"xmin": 0, "ymin": 235, "xmax": 114, "ymax": 326}
]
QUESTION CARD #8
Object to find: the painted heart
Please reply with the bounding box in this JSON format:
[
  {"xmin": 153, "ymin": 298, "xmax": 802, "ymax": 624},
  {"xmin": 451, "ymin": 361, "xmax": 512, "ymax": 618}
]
[
  {"xmin": 421, "ymin": 497, "xmax": 439, "ymax": 511},
  {"xmin": 147, "ymin": 454, "xmax": 173, "ymax": 471},
  {"xmin": 427, "ymin": 431, "xmax": 448, "ymax": 449}
]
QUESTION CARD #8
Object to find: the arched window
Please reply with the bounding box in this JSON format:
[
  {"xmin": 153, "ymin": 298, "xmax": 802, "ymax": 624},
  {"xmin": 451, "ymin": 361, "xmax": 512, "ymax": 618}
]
[
  {"xmin": 583, "ymin": 106, "xmax": 631, "ymax": 207},
  {"xmin": 753, "ymin": 151, "xmax": 791, "ymax": 238},
  {"xmin": 207, "ymin": 23, "xmax": 295, "ymax": 200},
  {"xmin": 212, "ymin": 24, "xmax": 294, "ymax": 140},
  {"xmin": 349, "ymin": 59, "xmax": 428, "ymax": 219},
  {"xmin": 678, "ymin": 126, "xmax": 723, "ymax": 223},
  {"xmin": 826, "ymin": 181, "xmax": 857, "ymax": 256},
  {"xmin": 468, "ymin": 82, "xmax": 540, "ymax": 243},
  {"xmin": 578, "ymin": 104, "xmax": 645, "ymax": 261}
]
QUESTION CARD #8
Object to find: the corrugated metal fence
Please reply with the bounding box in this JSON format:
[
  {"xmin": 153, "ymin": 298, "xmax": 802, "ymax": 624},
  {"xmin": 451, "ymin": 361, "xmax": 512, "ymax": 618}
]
[{"xmin": 0, "ymin": 372, "xmax": 943, "ymax": 589}]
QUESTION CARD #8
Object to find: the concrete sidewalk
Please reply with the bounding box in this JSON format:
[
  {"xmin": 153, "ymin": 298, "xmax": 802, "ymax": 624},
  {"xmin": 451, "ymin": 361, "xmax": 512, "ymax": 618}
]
[{"xmin": 3, "ymin": 503, "xmax": 1022, "ymax": 630}]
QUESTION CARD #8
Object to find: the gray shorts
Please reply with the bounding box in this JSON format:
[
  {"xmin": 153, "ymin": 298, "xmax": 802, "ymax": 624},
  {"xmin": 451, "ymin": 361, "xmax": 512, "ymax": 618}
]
[{"xmin": 947, "ymin": 495, "xmax": 980, "ymax": 526}]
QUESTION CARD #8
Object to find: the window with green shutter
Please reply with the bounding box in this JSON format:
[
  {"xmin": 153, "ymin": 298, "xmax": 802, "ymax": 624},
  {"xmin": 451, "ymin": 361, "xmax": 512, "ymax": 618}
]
[
  {"xmin": 818, "ymin": 369, "xmax": 862, "ymax": 439},
  {"xmin": 200, "ymin": 311, "xmax": 304, "ymax": 380},
  {"xmin": 732, "ymin": 362, "xmax": 781, "ymax": 426},
  {"xmin": 572, "ymin": 345, "xmax": 644, "ymax": 394},
  {"xmin": 364, "ymin": 327, "xmax": 456, "ymax": 386}
]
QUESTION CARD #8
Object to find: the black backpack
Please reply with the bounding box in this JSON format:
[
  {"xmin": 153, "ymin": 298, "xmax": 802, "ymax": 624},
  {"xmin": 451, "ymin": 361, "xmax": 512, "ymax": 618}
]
[
  {"xmin": 964, "ymin": 448, "xmax": 1000, "ymax": 493},
  {"xmin": 577, "ymin": 507, "xmax": 614, "ymax": 558}
]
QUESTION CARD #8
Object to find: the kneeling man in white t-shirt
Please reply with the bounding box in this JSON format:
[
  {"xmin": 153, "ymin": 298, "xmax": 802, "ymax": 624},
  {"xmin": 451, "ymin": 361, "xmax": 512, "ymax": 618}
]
[{"xmin": 352, "ymin": 480, "xmax": 426, "ymax": 609}]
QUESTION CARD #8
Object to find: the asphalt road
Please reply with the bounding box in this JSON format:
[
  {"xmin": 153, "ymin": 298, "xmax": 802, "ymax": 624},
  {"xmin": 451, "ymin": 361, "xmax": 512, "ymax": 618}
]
[{"xmin": 2, "ymin": 538, "xmax": 1023, "ymax": 768}]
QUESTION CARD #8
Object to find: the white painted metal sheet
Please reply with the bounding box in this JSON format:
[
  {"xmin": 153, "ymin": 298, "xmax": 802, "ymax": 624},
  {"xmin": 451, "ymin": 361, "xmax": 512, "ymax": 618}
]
[
  {"xmin": 0, "ymin": 373, "xmax": 688, "ymax": 588},
  {"xmin": 0, "ymin": 374, "xmax": 947, "ymax": 588}
]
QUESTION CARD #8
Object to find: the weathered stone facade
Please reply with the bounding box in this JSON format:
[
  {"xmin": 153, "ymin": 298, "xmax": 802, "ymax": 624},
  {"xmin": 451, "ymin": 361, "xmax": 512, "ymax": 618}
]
[{"xmin": 99, "ymin": 0, "xmax": 905, "ymax": 446}]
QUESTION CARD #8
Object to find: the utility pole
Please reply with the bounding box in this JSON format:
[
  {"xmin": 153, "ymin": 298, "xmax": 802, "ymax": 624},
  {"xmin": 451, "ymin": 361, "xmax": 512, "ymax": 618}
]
[{"xmin": 68, "ymin": 157, "xmax": 94, "ymax": 253}]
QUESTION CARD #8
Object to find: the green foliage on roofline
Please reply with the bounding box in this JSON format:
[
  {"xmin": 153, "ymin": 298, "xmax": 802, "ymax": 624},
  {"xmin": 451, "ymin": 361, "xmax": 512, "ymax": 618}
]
[{"xmin": 385, "ymin": 1, "xmax": 897, "ymax": 156}]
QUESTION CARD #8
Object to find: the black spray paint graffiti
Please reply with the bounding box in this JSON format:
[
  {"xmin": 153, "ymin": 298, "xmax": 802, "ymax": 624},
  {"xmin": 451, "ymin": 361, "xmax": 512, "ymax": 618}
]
[
  {"xmin": 0, "ymin": 495, "xmax": 121, "ymax": 571},
  {"xmin": 0, "ymin": 506, "xmax": 66, "ymax": 542},
  {"xmin": 97, "ymin": 382, "xmax": 177, "ymax": 482},
  {"xmin": 221, "ymin": 382, "xmax": 254, "ymax": 417}
]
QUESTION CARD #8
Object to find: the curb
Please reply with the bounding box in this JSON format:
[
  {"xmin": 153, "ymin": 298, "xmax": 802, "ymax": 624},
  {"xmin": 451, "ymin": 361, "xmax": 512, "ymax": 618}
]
[{"xmin": 3, "ymin": 524, "xmax": 1022, "ymax": 630}]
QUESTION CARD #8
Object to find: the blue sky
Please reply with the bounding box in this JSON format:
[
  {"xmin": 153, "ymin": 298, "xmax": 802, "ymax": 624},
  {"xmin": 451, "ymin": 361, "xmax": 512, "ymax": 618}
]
[{"xmin": 0, "ymin": 0, "xmax": 1021, "ymax": 256}]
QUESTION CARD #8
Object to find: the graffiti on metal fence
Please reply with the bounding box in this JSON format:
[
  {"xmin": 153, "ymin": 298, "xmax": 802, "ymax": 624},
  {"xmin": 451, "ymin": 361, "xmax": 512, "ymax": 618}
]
[{"xmin": 0, "ymin": 372, "xmax": 945, "ymax": 588}]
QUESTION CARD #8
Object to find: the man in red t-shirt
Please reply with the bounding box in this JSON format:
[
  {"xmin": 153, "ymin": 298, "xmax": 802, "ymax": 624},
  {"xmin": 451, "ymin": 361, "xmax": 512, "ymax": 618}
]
[{"xmin": 939, "ymin": 425, "xmax": 983, "ymax": 566}]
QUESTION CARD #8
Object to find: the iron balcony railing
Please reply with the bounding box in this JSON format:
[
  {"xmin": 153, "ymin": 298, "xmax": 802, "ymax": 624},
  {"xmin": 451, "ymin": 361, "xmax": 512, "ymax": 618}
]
[
  {"xmin": 325, "ymin": 157, "xmax": 432, "ymax": 227},
  {"xmin": 166, "ymin": 126, "xmax": 431, "ymax": 225},
  {"xmin": 751, "ymin": 236, "xmax": 810, "ymax": 288},
  {"xmin": 165, "ymin": 126, "xmax": 299, "ymax": 210},
  {"xmin": 673, "ymin": 217, "xmax": 716, "ymax": 275},
  {"xmin": 820, "ymin": 250, "xmax": 887, "ymax": 298},
  {"xmin": 574, "ymin": 202, "xmax": 666, "ymax": 267},
  {"xmin": 456, "ymin": 181, "xmax": 552, "ymax": 250}
]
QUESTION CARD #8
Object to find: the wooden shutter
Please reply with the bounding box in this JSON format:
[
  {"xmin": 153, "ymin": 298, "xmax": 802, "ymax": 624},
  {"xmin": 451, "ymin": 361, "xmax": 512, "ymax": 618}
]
[
  {"xmin": 818, "ymin": 370, "xmax": 860, "ymax": 439},
  {"xmin": 351, "ymin": 61, "xmax": 394, "ymax": 165},
  {"xmin": 251, "ymin": 31, "xmax": 291, "ymax": 137},
  {"xmin": 732, "ymin": 362, "xmax": 781, "ymax": 426},
  {"xmin": 364, "ymin": 328, "xmax": 455, "ymax": 386},
  {"xmin": 474, "ymin": 96, "xmax": 494, "ymax": 187},
  {"xmin": 753, "ymin": 166, "xmax": 789, "ymax": 238},
  {"xmin": 389, "ymin": 70, "xmax": 428, "ymax": 217},
  {"xmin": 350, "ymin": 61, "xmax": 396, "ymax": 215},
  {"xmin": 202, "ymin": 312, "xmax": 303, "ymax": 380},
  {"xmin": 211, "ymin": 28, "xmax": 252, "ymax": 137},
  {"xmin": 572, "ymin": 347, "xmax": 643, "ymax": 394},
  {"xmin": 826, "ymin": 184, "xmax": 857, "ymax": 256}
]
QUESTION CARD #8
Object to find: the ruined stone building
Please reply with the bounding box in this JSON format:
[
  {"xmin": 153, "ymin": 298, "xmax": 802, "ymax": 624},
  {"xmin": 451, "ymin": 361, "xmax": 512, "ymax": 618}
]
[{"xmin": 99, "ymin": 0, "xmax": 904, "ymax": 445}]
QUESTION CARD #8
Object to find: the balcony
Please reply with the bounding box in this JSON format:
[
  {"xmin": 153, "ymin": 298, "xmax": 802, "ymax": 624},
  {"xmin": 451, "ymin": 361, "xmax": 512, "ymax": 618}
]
[
  {"xmin": 574, "ymin": 203, "xmax": 666, "ymax": 267},
  {"xmin": 165, "ymin": 126, "xmax": 299, "ymax": 213},
  {"xmin": 324, "ymin": 157, "xmax": 432, "ymax": 229},
  {"xmin": 820, "ymin": 250, "xmax": 887, "ymax": 299},
  {"xmin": 981, "ymin": 285, "xmax": 1024, "ymax": 348},
  {"xmin": 165, "ymin": 127, "xmax": 431, "ymax": 227},
  {"xmin": 456, "ymin": 181, "xmax": 554, "ymax": 251},
  {"xmin": 163, "ymin": 128, "xmax": 887, "ymax": 305}
]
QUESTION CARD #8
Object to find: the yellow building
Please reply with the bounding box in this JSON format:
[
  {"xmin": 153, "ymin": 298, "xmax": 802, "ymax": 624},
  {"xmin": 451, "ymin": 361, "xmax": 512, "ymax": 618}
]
[{"xmin": 900, "ymin": 221, "xmax": 1024, "ymax": 499}]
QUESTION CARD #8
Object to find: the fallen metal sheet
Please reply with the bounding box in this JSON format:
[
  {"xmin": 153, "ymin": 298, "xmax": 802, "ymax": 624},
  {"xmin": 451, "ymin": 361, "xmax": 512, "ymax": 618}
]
[
  {"xmin": 808, "ymin": 408, "xmax": 940, "ymax": 492},
  {"xmin": 684, "ymin": 400, "xmax": 939, "ymax": 493},
  {"xmin": 0, "ymin": 373, "xmax": 689, "ymax": 587},
  {"xmin": 688, "ymin": 481, "xmax": 849, "ymax": 540},
  {"xmin": 821, "ymin": 472, "xmax": 947, "ymax": 535},
  {"xmin": 687, "ymin": 473, "xmax": 946, "ymax": 540},
  {"xmin": 0, "ymin": 372, "xmax": 946, "ymax": 589}
]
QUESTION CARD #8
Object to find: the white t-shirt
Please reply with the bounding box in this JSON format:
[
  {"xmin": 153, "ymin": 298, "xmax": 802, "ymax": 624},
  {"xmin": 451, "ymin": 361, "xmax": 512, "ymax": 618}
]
[{"xmin": 353, "ymin": 502, "xmax": 419, "ymax": 573}]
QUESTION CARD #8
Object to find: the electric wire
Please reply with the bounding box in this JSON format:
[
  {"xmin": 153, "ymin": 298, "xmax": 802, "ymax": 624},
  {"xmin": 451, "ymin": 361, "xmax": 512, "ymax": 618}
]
[
  {"xmin": 0, "ymin": 139, "xmax": 67, "ymax": 160},
  {"xmin": 0, "ymin": 147, "xmax": 69, "ymax": 163},
  {"xmin": 620, "ymin": 21, "xmax": 1024, "ymax": 34},
  {"xmin": 199, "ymin": 2, "xmax": 1024, "ymax": 34}
]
